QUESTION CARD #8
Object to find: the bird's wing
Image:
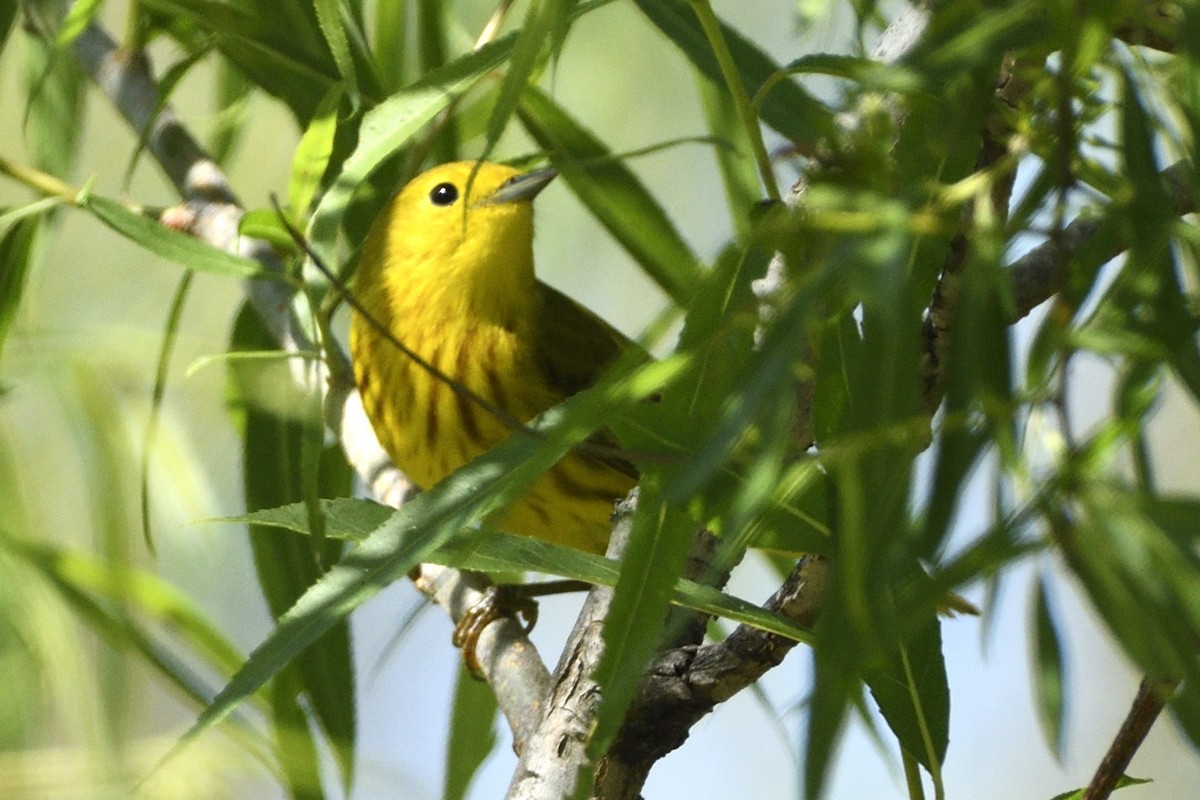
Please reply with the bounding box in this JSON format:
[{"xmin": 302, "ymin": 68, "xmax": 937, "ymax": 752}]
[
  {"xmin": 534, "ymin": 281, "xmax": 643, "ymax": 481},
  {"xmin": 534, "ymin": 281, "xmax": 641, "ymax": 398}
]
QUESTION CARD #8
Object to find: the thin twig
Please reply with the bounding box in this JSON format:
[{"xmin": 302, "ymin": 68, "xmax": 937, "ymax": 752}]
[{"xmin": 1082, "ymin": 678, "xmax": 1179, "ymax": 800}]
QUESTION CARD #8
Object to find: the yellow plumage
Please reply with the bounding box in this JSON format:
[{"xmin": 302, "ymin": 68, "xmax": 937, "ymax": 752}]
[{"xmin": 350, "ymin": 161, "xmax": 636, "ymax": 553}]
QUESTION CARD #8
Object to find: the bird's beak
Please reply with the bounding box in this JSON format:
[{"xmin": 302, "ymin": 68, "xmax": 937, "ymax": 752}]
[{"xmin": 481, "ymin": 167, "xmax": 558, "ymax": 206}]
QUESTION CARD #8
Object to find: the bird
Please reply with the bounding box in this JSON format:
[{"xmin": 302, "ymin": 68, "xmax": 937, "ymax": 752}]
[{"xmin": 349, "ymin": 161, "xmax": 638, "ymax": 558}]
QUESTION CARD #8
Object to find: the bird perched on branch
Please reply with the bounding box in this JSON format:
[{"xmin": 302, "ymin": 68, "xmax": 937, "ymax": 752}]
[{"xmin": 349, "ymin": 161, "xmax": 638, "ymax": 557}]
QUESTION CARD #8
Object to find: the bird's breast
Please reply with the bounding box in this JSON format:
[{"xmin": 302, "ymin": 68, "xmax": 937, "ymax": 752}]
[{"xmin": 351, "ymin": 307, "xmax": 547, "ymax": 490}]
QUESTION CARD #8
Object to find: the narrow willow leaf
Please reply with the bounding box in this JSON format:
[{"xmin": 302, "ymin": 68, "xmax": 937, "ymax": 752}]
[
  {"xmin": 654, "ymin": 236, "xmax": 772, "ymax": 509},
  {"xmin": 478, "ymin": 0, "xmax": 563, "ymax": 165},
  {"xmin": 634, "ymin": 0, "xmax": 832, "ymax": 147},
  {"xmin": 697, "ymin": 75, "xmax": 760, "ymax": 239},
  {"xmin": 123, "ymin": 47, "xmax": 213, "ymax": 191},
  {"xmin": 82, "ymin": 195, "xmax": 270, "ymax": 279},
  {"xmin": 269, "ymin": 673, "xmax": 326, "ymax": 800},
  {"xmin": 1033, "ymin": 574, "xmax": 1067, "ymax": 757},
  {"xmin": 54, "ymin": 0, "xmax": 105, "ymax": 47},
  {"xmin": 0, "ymin": 1, "xmax": 17, "ymax": 53},
  {"xmin": 863, "ymin": 612, "xmax": 950, "ymax": 773},
  {"xmin": 24, "ymin": 28, "xmax": 85, "ymax": 178},
  {"xmin": 805, "ymin": 646, "xmax": 853, "ymax": 800},
  {"xmin": 1047, "ymin": 775, "xmax": 1151, "ymax": 800},
  {"xmin": 138, "ymin": 0, "xmax": 341, "ymax": 121},
  {"xmin": 0, "ymin": 532, "xmax": 249, "ymax": 704},
  {"xmin": 210, "ymin": 60, "xmax": 254, "ymax": 165},
  {"xmin": 140, "ymin": 270, "xmax": 194, "ymax": 553},
  {"xmin": 373, "ymin": 0, "xmax": 407, "ymax": 90},
  {"xmin": 774, "ymin": 53, "xmax": 924, "ymax": 94},
  {"xmin": 229, "ymin": 500, "xmax": 814, "ymax": 642},
  {"xmin": 289, "ymin": 83, "xmax": 345, "ymax": 219},
  {"xmin": 313, "ymin": 0, "xmax": 359, "ymax": 95},
  {"xmin": 1071, "ymin": 485, "xmax": 1200, "ymax": 691},
  {"xmin": 307, "ymin": 35, "xmax": 514, "ymax": 258},
  {"xmin": 229, "ymin": 305, "xmax": 356, "ymax": 792},
  {"xmin": 0, "ymin": 217, "xmax": 41, "ymax": 362},
  {"xmin": 444, "ymin": 665, "xmax": 498, "ymax": 800},
  {"xmin": 415, "ymin": 0, "xmax": 459, "ymax": 164},
  {"xmin": 518, "ymin": 87, "xmax": 701, "ymax": 305},
  {"xmin": 1115, "ymin": 68, "xmax": 1200, "ymax": 405},
  {"xmin": 239, "ymin": 208, "xmax": 303, "ymax": 252}
]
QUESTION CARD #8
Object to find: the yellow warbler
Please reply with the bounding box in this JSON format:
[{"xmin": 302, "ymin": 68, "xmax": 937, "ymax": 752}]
[{"xmin": 350, "ymin": 161, "xmax": 637, "ymax": 554}]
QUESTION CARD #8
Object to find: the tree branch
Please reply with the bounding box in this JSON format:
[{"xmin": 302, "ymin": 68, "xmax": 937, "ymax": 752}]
[
  {"xmin": 595, "ymin": 556, "xmax": 829, "ymax": 799},
  {"xmin": 1006, "ymin": 159, "xmax": 1194, "ymax": 323}
]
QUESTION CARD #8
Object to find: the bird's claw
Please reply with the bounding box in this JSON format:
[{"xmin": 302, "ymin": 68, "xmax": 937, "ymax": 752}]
[{"xmin": 452, "ymin": 584, "xmax": 540, "ymax": 678}]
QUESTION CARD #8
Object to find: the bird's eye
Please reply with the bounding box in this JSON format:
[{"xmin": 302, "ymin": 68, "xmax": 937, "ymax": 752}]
[{"xmin": 429, "ymin": 182, "xmax": 459, "ymax": 206}]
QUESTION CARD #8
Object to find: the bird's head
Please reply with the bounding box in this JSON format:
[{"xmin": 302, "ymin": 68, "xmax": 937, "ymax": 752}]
[{"xmin": 360, "ymin": 161, "xmax": 556, "ymax": 323}]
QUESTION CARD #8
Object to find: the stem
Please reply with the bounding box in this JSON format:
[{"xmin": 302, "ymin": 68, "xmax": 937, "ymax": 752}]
[
  {"xmin": 687, "ymin": 0, "xmax": 780, "ymax": 203},
  {"xmin": 139, "ymin": 269, "xmax": 194, "ymax": 554},
  {"xmin": 901, "ymin": 749, "xmax": 926, "ymax": 800},
  {"xmin": 1082, "ymin": 677, "xmax": 1178, "ymax": 800},
  {"xmin": 0, "ymin": 154, "xmax": 79, "ymax": 201}
]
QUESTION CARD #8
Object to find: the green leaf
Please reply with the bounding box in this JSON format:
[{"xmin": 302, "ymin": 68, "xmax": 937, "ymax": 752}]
[
  {"xmin": 270, "ymin": 673, "xmax": 326, "ymax": 800},
  {"xmin": 81, "ymin": 195, "xmax": 272, "ymax": 279},
  {"xmin": 444, "ymin": 664, "xmax": 498, "ymax": 800},
  {"xmin": 313, "ymin": 0, "xmax": 359, "ymax": 96},
  {"xmin": 1033, "ymin": 573, "xmax": 1067, "ymax": 757},
  {"xmin": 0, "ymin": 217, "xmax": 42, "ymax": 364},
  {"xmin": 210, "ymin": 60, "xmax": 254, "ymax": 165},
  {"xmin": 812, "ymin": 311, "xmax": 859, "ymax": 445},
  {"xmin": 240, "ymin": 208, "xmax": 303, "ymax": 252},
  {"xmin": 24, "ymin": 28, "xmax": 86, "ymax": 178},
  {"xmin": 634, "ymin": 0, "xmax": 832, "ymax": 147},
  {"xmin": 518, "ymin": 87, "xmax": 702, "ymax": 305},
  {"xmin": 373, "ymin": 0, "xmax": 407, "ymax": 90},
  {"xmin": 140, "ymin": 0, "xmax": 341, "ymax": 121},
  {"xmin": 1069, "ymin": 485, "xmax": 1200, "ymax": 690},
  {"xmin": 307, "ymin": 35, "xmax": 514, "ymax": 259},
  {"xmin": 775, "ymin": 53, "xmax": 924, "ymax": 94},
  {"xmin": 805, "ymin": 641, "xmax": 853, "ymax": 800},
  {"xmin": 123, "ymin": 47, "xmax": 213, "ymax": 191},
  {"xmin": 228, "ymin": 305, "xmax": 356, "ymax": 793},
  {"xmin": 230, "ymin": 498, "xmax": 814, "ymax": 642},
  {"xmin": 289, "ymin": 83, "xmax": 345, "ymax": 219},
  {"xmin": 478, "ymin": 0, "xmax": 565, "ymax": 166},
  {"xmin": 697, "ymin": 75, "xmax": 760, "ymax": 239},
  {"xmin": 54, "ymin": 0, "xmax": 105, "ymax": 48},
  {"xmin": 140, "ymin": 270, "xmax": 195, "ymax": 553},
  {"xmin": 0, "ymin": 0, "xmax": 18, "ymax": 53},
  {"xmin": 863, "ymin": 612, "xmax": 949, "ymax": 774}
]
